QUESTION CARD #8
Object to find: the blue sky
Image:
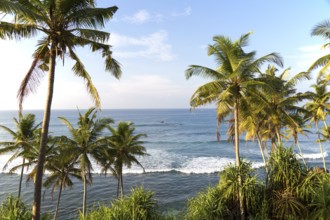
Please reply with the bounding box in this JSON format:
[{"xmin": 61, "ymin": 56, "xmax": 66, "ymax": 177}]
[{"xmin": 1, "ymin": 0, "xmax": 330, "ymax": 110}]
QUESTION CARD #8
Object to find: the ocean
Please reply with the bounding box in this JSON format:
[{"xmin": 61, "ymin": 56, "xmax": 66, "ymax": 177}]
[{"xmin": 0, "ymin": 109, "xmax": 328, "ymax": 219}]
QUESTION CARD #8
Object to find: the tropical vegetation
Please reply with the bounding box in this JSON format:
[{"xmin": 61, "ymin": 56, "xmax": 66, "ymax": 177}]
[
  {"xmin": 2, "ymin": 2, "xmax": 330, "ymax": 220},
  {"xmin": 0, "ymin": 0, "xmax": 121, "ymax": 218}
]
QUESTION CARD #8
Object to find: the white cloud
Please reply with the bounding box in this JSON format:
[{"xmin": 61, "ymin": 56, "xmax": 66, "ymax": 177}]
[
  {"xmin": 110, "ymin": 31, "xmax": 175, "ymax": 61},
  {"xmin": 121, "ymin": 7, "xmax": 191, "ymax": 24},
  {"xmin": 98, "ymin": 75, "xmax": 193, "ymax": 108},
  {"xmin": 171, "ymin": 6, "xmax": 192, "ymax": 17},
  {"xmin": 123, "ymin": 10, "xmax": 151, "ymax": 24},
  {"xmin": 285, "ymin": 44, "xmax": 330, "ymax": 71}
]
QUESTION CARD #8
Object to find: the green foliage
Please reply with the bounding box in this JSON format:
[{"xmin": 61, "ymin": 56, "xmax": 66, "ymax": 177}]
[
  {"xmin": 184, "ymin": 186, "xmax": 229, "ymax": 220},
  {"xmin": 267, "ymin": 146, "xmax": 307, "ymax": 219},
  {"xmin": 218, "ymin": 161, "xmax": 264, "ymax": 218},
  {"xmin": 0, "ymin": 195, "xmax": 33, "ymax": 220},
  {"xmin": 268, "ymin": 146, "xmax": 307, "ymax": 190},
  {"xmin": 81, "ymin": 187, "xmax": 160, "ymax": 220},
  {"xmin": 184, "ymin": 161, "xmax": 264, "ymax": 219},
  {"xmin": 0, "ymin": 195, "xmax": 52, "ymax": 220},
  {"xmin": 309, "ymin": 174, "xmax": 330, "ymax": 220}
]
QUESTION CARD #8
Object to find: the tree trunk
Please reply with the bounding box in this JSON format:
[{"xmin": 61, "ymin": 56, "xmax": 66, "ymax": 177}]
[
  {"xmin": 83, "ymin": 174, "xmax": 87, "ymax": 217},
  {"xmin": 276, "ymin": 127, "xmax": 282, "ymax": 146},
  {"xmin": 53, "ymin": 180, "xmax": 64, "ymax": 220},
  {"xmin": 316, "ymin": 122, "xmax": 327, "ymax": 171},
  {"xmin": 116, "ymin": 177, "xmax": 120, "ymax": 199},
  {"xmin": 18, "ymin": 157, "xmax": 25, "ymax": 198},
  {"xmin": 296, "ymin": 140, "xmax": 307, "ymax": 168},
  {"xmin": 33, "ymin": 43, "xmax": 56, "ymax": 220},
  {"xmin": 234, "ymin": 100, "xmax": 245, "ymax": 220},
  {"xmin": 257, "ymin": 134, "xmax": 268, "ymax": 173},
  {"xmin": 120, "ymin": 171, "xmax": 124, "ymax": 198}
]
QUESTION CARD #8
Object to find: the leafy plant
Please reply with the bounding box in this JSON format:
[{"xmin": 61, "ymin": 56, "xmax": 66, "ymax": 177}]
[
  {"xmin": 184, "ymin": 186, "xmax": 229, "ymax": 220},
  {"xmin": 81, "ymin": 187, "xmax": 160, "ymax": 220}
]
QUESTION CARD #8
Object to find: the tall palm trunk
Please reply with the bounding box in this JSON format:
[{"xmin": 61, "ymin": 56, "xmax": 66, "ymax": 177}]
[
  {"xmin": 83, "ymin": 173, "xmax": 87, "ymax": 217},
  {"xmin": 18, "ymin": 157, "xmax": 25, "ymax": 198},
  {"xmin": 316, "ymin": 122, "xmax": 327, "ymax": 171},
  {"xmin": 116, "ymin": 176, "xmax": 120, "ymax": 199},
  {"xmin": 120, "ymin": 171, "xmax": 124, "ymax": 198},
  {"xmin": 33, "ymin": 43, "xmax": 56, "ymax": 220},
  {"xmin": 54, "ymin": 179, "xmax": 64, "ymax": 220},
  {"xmin": 234, "ymin": 100, "xmax": 245, "ymax": 220}
]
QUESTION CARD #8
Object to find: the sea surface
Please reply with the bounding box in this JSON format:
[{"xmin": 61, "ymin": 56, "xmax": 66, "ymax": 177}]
[{"xmin": 0, "ymin": 109, "xmax": 328, "ymax": 219}]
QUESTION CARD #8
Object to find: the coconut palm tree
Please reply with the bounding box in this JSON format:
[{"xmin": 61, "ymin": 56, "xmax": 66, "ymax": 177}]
[
  {"xmin": 309, "ymin": 20, "xmax": 330, "ymax": 78},
  {"xmin": 0, "ymin": 113, "xmax": 40, "ymax": 198},
  {"xmin": 58, "ymin": 108, "xmax": 113, "ymax": 217},
  {"xmin": 106, "ymin": 121, "xmax": 148, "ymax": 198},
  {"xmin": 0, "ymin": 1, "xmax": 121, "ymax": 218},
  {"xmin": 185, "ymin": 33, "xmax": 283, "ymax": 219},
  {"xmin": 256, "ymin": 66, "xmax": 309, "ymax": 152},
  {"xmin": 43, "ymin": 144, "xmax": 81, "ymax": 220},
  {"xmin": 305, "ymin": 82, "xmax": 330, "ymax": 171}
]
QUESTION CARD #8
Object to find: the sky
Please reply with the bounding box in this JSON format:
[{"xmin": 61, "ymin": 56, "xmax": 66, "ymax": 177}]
[{"xmin": 1, "ymin": 0, "xmax": 330, "ymax": 110}]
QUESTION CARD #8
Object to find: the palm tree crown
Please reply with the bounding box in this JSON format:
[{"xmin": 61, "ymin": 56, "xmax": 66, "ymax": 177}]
[
  {"xmin": 106, "ymin": 121, "xmax": 148, "ymax": 198},
  {"xmin": 0, "ymin": 1, "xmax": 121, "ymax": 218},
  {"xmin": 59, "ymin": 107, "xmax": 113, "ymax": 216},
  {"xmin": 0, "ymin": 113, "xmax": 40, "ymax": 198}
]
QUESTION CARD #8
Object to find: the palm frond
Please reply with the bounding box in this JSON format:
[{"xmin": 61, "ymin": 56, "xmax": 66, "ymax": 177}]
[{"xmin": 69, "ymin": 49, "xmax": 101, "ymax": 108}]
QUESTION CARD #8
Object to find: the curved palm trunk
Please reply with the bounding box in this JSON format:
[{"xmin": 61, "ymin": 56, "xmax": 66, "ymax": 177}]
[
  {"xmin": 295, "ymin": 137, "xmax": 307, "ymax": 168},
  {"xmin": 256, "ymin": 134, "xmax": 268, "ymax": 173},
  {"xmin": 83, "ymin": 173, "xmax": 87, "ymax": 217},
  {"xmin": 316, "ymin": 122, "xmax": 327, "ymax": 171},
  {"xmin": 53, "ymin": 180, "xmax": 64, "ymax": 220},
  {"xmin": 33, "ymin": 43, "xmax": 56, "ymax": 220},
  {"xmin": 18, "ymin": 157, "xmax": 25, "ymax": 198},
  {"xmin": 276, "ymin": 127, "xmax": 282, "ymax": 146},
  {"xmin": 234, "ymin": 100, "xmax": 245, "ymax": 220}
]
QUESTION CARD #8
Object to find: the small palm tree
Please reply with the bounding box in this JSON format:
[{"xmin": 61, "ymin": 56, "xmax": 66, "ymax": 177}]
[
  {"xmin": 106, "ymin": 121, "xmax": 148, "ymax": 198},
  {"xmin": 0, "ymin": 113, "xmax": 40, "ymax": 198},
  {"xmin": 43, "ymin": 143, "xmax": 81, "ymax": 220},
  {"xmin": 59, "ymin": 108, "xmax": 113, "ymax": 217},
  {"xmin": 309, "ymin": 20, "xmax": 330, "ymax": 78},
  {"xmin": 305, "ymin": 82, "xmax": 330, "ymax": 171}
]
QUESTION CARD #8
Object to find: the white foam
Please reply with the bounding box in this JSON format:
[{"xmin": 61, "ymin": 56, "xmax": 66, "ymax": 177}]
[
  {"xmin": 296, "ymin": 152, "xmax": 328, "ymax": 160},
  {"xmin": 178, "ymin": 157, "xmax": 235, "ymax": 174},
  {"xmin": 3, "ymin": 148, "xmax": 321, "ymax": 176}
]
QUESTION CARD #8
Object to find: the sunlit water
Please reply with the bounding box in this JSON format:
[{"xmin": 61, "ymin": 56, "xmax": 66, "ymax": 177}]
[{"xmin": 0, "ymin": 109, "xmax": 328, "ymax": 219}]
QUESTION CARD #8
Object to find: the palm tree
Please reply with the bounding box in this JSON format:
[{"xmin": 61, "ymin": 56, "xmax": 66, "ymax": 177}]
[
  {"xmin": 106, "ymin": 121, "xmax": 148, "ymax": 198},
  {"xmin": 43, "ymin": 144, "xmax": 81, "ymax": 220},
  {"xmin": 309, "ymin": 20, "xmax": 330, "ymax": 78},
  {"xmin": 58, "ymin": 108, "xmax": 113, "ymax": 217},
  {"xmin": 185, "ymin": 33, "xmax": 283, "ymax": 219},
  {"xmin": 0, "ymin": 1, "xmax": 121, "ymax": 218},
  {"xmin": 0, "ymin": 113, "xmax": 40, "ymax": 198},
  {"xmin": 305, "ymin": 82, "xmax": 330, "ymax": 171},
  {"xmin": 256, "ymin": 66, "xmax": 309, "ymax": 152}
]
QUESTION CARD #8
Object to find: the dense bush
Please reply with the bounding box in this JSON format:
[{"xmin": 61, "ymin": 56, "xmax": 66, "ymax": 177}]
[
  {"xmin": 0, "ymin": 195, "xmax": 33, "ymax": 220},
  {"xmin": 81, "ymin": 187, "xmax": 164, "ymax": 220},
  {"xmin": 184, "ymin": 147, "xmax": 330, "ymax": 220},
  {"xmin": 0, "ymin": 195, "xmax": 52, "ymax": 220}
]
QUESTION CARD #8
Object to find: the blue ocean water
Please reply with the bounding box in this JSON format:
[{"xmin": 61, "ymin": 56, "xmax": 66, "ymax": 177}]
[{"xmin": 0, "ymin": 109, "xmax": 328, "ymax": 219}]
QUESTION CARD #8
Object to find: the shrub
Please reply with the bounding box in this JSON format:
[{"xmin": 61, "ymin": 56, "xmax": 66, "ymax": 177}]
[
  {"xmin": 82, "ymin": 187, "xmax": 160, "ymax": 220},
  {"xmin": 184, "ymin": 186, "xmax": 228, "ymax": 220},
  {"xmin": 0, "ymin": 195, "xmax": 32, "ymax": 220}
]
